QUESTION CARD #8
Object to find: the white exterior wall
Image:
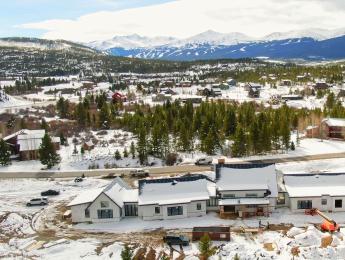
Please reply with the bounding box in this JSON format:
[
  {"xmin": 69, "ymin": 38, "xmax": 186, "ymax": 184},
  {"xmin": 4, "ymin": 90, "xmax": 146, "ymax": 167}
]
[
  {"xmin": 70, "ymin": 203, "xmax": 90, "ymax": 223},
  {"xmin": 88, "ymin": 193, "xmax": 122, "ymax": 222},
  {"xmin": 139, "ymin": 200, "xmax": 207, "ymax": 221},
  {"xmin": 139, "ymin": 204, "xmax": 163, "ymax": 220},
  {"xmin": 290, "ymin": 196, "xmax": 345, "ymax": 213}
]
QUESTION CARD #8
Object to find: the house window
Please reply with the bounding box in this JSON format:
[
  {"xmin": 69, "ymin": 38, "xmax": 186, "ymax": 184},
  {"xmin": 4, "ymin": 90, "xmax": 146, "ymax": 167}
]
[
  {"xmin": 335, "ymin": 199, "xmax": 343, "ymax": 208},
  {"xmin": 97, "ymin": 209, "xmax": 113, "ymax": 219},
  {"xmin": 297, "ymin": 200, "xmax": 312, "ymax": 209},
  {"xmin": 167, "ymin": 206, "xmax": 183, "ymax": 216},
  {"xmin": 245, "ymin": 193, "xmax": 258, "ymax": 198},
  {"xmin": 155, "ymin": 206, "xmax": 160, "ymax": 214},
  {"xmin": 321, "ymin": 199, "xmax": 327, "ymax": 205},
  {"xmin": 246, "ymin": 205, "xmax": 257, "ymax": 208},
  {"xmin": 197, "ymin": 203, "xmax": 202, "ymax": 210},
  {"xmin": 85, "ymin": 208, "xmax": 90, "ymax": 218},
  {"xmin": 100, "ymin": 201, "xmax": 109, "ymax": 208},
  {"xmin": 223, "ymin": 194, "xmax": 235, "ymax": 198}
]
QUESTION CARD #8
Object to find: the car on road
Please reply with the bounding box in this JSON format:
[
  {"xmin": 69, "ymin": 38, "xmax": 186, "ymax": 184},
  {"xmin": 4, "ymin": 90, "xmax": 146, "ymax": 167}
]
[
  {"xmin": 163, "ymin": 235, "xmax": 190, "ymax": 246},
  {"xmin": 195, "ymin": 157, "xmax": 213, "ymax": 165},
  {"xmin": 74, "ymin": 177, "xmax": 83, "ymax": 183},
  {"xmin": 129, "ymin": 169, "xmax": 150, "ymax": 178},
  {"xmin": 41, "ymin": 190, "xmax": 60, "ymax": 196},
  {"xmin": 26, "ymin": 198, "xmax": 48, "ymax": 207}
]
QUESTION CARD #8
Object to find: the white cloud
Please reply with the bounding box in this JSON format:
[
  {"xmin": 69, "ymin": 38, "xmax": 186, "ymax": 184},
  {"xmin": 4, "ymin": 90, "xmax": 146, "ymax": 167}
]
[{"xmin": 19, "ymin": 0, "xmax": 345, "ymax": 42}]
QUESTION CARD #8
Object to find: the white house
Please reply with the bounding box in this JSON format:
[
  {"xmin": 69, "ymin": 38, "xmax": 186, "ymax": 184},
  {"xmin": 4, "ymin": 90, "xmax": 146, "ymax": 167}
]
[
  {"xmin": 284, "ymin": 173, "xmax": 345, "ymax": 213},
  {"xmin": 68, "ymin": 178, "xmax": 138, "ymax": 223},
  {"xmin": 138, "ymin": 175, "xmax": 215, "ymax": 221},
  {"xmin": 215, "ymin": 164, "xmax": 278, "ymax": 218}
]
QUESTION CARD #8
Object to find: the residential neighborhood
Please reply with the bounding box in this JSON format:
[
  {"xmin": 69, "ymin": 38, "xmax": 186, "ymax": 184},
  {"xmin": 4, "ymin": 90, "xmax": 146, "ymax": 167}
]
[{"xmin": 1, "ymin": 0, "xmax": 345, "ymax": 259}]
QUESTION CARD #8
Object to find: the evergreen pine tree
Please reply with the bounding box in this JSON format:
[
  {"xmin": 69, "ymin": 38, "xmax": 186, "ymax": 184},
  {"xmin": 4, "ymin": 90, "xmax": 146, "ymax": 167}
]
[
  {"xmin": 137, "ymin": 127, "xmax": 148, "ymax": 165},
  {"xmin": 0, "ymin": 139, "xmax": 11, "ymax": 166},
  {"xmin": 290, "ymin": 141, "xmax": 295, "ymax": 151},
  {"xmin": 59, "ymin": 132, "xmax": 66, "ymax": 146},
  {"xmin": 198, "ymin": 234, "xmax": 216, "ymax": 260},
  {"xmin": 81, "ymin": 146, "xmax": 85, "ymax": 155},
  {"xmin": 99, "ymin": 102, "xmax": 111, "ymax": 129},
  {"xmin": 120, "ymin": 244, "xmax": 133, "ymax": 260},
  {"xmin": 39, "ymin": 134, "xmax": 61, "ymax": 169},
  {"xmin": 233, "ymin": 253, "xmax": 240, "ymax": 260},
  {"xmin": 231, "ymin": 126, "xmax": 247, "ymax": 157},
  {"xmin": 115, "ymin": 150, "xmax": 121, "ymax": 160},
  {"xmin": 130, "ymin": 141, "xmax": 136, "ymax": 159},
  {"xmin": 123, "ymin": 147, "xmax": 129, "ymax": 158}
]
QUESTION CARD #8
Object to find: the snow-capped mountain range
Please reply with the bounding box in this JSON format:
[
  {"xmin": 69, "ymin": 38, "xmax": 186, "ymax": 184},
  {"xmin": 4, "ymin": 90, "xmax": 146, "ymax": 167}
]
[{"xmin": 87, "ymin": 28, "xmax": 345, "ymax": 61}]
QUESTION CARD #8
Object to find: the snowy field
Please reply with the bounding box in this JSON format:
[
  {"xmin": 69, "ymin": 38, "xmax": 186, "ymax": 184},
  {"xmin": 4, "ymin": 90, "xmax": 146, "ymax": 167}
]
[{"xmin": 2, "ymin": 176, "xmax": 345, "ymax": 259}]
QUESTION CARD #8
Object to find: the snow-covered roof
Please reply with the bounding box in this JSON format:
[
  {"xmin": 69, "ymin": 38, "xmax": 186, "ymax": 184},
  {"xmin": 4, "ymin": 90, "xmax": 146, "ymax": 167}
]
[
  {"xmin": 216, "ymin": 164, "xmax": 278, "ymax": 198},
  {"xmin": 68, "ymin": 188, "xmax": 104, "ymax": 207},
  {"xmin": 103, "ymin": 178, "xmax": 138, "ymax": 207},
  {"xmin": 284, "ymin": 173, "xmax": 345, "ymax": 197},
  {"xmin": 138, "ymin": 177, "xmax": 211, "ymax": 206},
  {"xmin": 322, "ymin": 118, "xmax": 345, "ymax": 127},
  {"xmin": 68, "ymin": 177, "xmax": 137, "ymax": 207},
  {"xmin": 219, "ymin": 198, "xmax": 270, "ymax": 206}
]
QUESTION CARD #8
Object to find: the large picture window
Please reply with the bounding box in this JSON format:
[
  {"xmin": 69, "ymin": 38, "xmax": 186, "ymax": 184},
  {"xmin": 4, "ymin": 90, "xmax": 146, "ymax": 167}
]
[
  {"xmin": 297, "ymin": 200, "xmax": 312, "ymax": 209},
  {"xmin": 97, "ymin": 209, "xmax": 113, "ymax": 219},
  {"xmin": 167, "ymin": 206, "xmax": 183, "ymax": 216}
]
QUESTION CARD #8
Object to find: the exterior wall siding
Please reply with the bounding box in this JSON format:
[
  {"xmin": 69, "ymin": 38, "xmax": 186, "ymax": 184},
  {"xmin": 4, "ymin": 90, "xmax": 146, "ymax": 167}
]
[
  {"xmin": 88, "ymin": 193, "xmax": 122, "ymax": 222},
  {"xmin": 139, "ymin": 201, "xmax": 207, "ymax": 221},
  {"xmin": 290, "ymin": 196, "xmax": 345, "ymax": 213},
  {"xmin": 70, "ymin": 203, "xmax": 90, "ymax": 223}
]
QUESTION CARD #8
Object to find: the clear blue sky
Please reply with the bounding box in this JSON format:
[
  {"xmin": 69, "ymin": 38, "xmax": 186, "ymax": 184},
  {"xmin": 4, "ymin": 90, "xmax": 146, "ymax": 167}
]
[{"xmin": 0, "ymin": 0, "xmax": 174, "ymax": 38}]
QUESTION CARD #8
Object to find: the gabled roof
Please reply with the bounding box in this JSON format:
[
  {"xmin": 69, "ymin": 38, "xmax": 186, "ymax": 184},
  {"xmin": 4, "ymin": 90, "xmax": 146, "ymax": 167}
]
[
  {"xmin": 68, "ymin": 177, "xmax": 137, "ymax": 207},
  {"xmin": 284, "ymin": 173, "xmax": 345, "ymax": 197},
  {"xmin": 322, "ymin": 118, "xmax": 345, "ymax": 127},
  {"xmin": 138, "ymin": 175, "xmax": 212, "ymax": 206},
  {"xmin": 215, "ymin": 164, "xmax": 278, "ymax": 198}
]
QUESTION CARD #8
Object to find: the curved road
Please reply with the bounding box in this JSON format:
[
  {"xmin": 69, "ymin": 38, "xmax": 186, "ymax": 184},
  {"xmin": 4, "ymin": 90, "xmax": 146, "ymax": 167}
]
[{"xmin": 0, "ymin": 152, "xmax": 344, "ymax": 179}]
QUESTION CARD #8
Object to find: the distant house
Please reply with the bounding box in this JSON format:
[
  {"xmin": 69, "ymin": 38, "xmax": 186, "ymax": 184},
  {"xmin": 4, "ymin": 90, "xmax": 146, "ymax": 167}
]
[
  {"xmin": 281, "ymin": 94, "xmax": 303, "ymax": 101},
  {"xmin": 321, "ymin": 118, "xmax": 345, "ymax": 140},
  {"xmin": 68, "ymin": 178, "xmax": 138, "ymax": 223},
  {"xmin": 284, "ymin": 173, "xmax": 345, "ymax": 213},
  {"xmin": 281, "ymin": 79, "xmax": 292, "ymax": 86},
  {"xmin": 138, "ymin": 175, "xmax": 215, "ymax": 220},
  {"xmin": 82, "ymin": 140, "xmax": 95, "ymax": 151},
  {"xmin": 4, "ymin": 129, "xmax": 60, "ymax": 160},
  {"xmin": 215, "ymin": 164, "xmax": 278, "ymax": 218}
]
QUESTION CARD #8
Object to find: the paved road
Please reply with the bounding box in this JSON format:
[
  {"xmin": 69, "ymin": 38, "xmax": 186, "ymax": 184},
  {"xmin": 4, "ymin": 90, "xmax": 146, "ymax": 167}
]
[{"xmin": 0, "ymin": 152, "xmax": 344, "ymax": 179}]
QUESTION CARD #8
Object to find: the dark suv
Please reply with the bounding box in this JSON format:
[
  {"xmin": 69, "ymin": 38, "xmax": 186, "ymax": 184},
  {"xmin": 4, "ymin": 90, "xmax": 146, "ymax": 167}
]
[{"xmin": 163, "ymin": 235, "xmax": 190, "ymax": 246}]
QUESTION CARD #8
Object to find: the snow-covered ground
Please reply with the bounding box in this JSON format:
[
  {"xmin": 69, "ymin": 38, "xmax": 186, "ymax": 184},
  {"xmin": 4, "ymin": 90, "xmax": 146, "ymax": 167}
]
[{"xmin": 0, "ymin": 129, "xmax": 162, "ymax": 172}]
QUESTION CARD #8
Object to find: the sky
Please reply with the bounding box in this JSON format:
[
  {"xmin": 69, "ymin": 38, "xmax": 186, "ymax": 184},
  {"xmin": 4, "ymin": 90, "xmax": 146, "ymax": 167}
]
[{"xmin": 1, "ymin": 0, "xmax": 345, "ymax": 42}]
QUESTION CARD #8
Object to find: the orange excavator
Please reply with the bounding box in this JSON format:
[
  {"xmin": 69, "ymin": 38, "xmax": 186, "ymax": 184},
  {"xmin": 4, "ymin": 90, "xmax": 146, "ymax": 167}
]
[{"xmin": 305, "ymin": 208, "xmax": 340, "ymax": 232}]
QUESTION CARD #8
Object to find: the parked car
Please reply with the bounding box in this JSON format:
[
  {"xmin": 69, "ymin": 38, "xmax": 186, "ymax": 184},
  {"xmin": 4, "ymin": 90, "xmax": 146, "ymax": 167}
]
[
  {"xmin": 26, "ymin": 198, "xmax": 48, "ymax": 207},
  {"xmin": 129, "ymin": 169, "xmax": 150, "ymax": 177},
  {"xmin": 41, "ymin": 190, "xmax": 60, "ymax": 196},
  {"xmin": 195, "ymin": 157, "xmax": 213, "ymax": 165},
  {"xmin": 74, "ymin": 177, "xmax": 83, "ymax": 183},
  {"xmin": 163, "ymin": 235, "xmax": 190, "ymax": 246}
]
